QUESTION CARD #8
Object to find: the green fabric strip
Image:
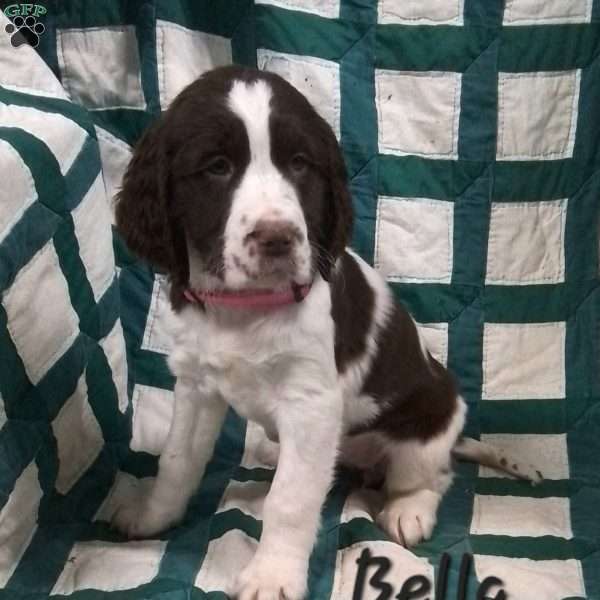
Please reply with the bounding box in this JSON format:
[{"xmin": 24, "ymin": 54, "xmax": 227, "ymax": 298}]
[
  {"xmin": 470, "ymin": 535, "xmax": 594, "ymax": 561},
  {"xmin": 255, "ymin": 5, "xmax": 366, "ymax": 60},
  {"xmin": 376, "ymin": 25, "xmax": 496, "ymax": 72},
  {"xmin": 498, "ymin": 25, "xmax": 600, "ymax": 73},
  {"xmin": 479, "ymin": 400, "xmax": 567, "ymax": 434},
  {"xmin": 0, "ymin": 86, "xmax": 95, "ymax": 136}
]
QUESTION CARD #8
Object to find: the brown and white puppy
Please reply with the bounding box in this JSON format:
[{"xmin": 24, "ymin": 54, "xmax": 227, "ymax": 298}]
[{"xmin": 114, "ymin": 65, "xmax": 540, "ymax": 600}]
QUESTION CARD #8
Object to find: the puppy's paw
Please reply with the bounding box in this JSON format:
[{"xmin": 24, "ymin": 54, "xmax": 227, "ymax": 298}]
[
  {"xmin": 234, "ymin": 554, "xmax": 307, "ymax": 600},
  {"xmin": 376, "ymin": 489, "xmax": 441, "ymax": 548},
  {"xmin": 111, "ymin": 500, "xmax": 182, "ymax": 539}
]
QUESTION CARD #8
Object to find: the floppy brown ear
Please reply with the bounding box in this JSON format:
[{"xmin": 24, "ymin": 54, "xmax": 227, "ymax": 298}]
[
  {"xmin": 320, "ymin": 130, "xmax": 353, "ymax": 280},
  {"xmin": 115, "ymin": 120, "xmax": 187, "ymax": 284}
]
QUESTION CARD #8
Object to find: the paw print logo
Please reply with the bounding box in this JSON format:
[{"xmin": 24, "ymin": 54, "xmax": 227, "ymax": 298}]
[{"xmin": 5, "ymin": 15, "xmax": 45, "ymax": 48}]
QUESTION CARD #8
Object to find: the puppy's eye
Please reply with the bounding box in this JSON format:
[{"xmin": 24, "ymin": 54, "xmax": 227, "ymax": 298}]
[
  {"xmin": 206, "ymin": 156, "xmax": 232, "ymax": 177},
  {"xmin": 290, "ymin": 154, "xmax": 309, "ymax": 174}
]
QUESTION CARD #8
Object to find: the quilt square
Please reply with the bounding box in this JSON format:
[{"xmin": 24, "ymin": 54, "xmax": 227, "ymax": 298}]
[
  {"xmin": 475, "ymin": 556, "xmax": 585, "ymax": 600},
  {"xmin": 130, "ymin": 384, "xmax": 173, "ymax": 455},
  {"xmin": 0, "ymin": 139, "xmax": 36, "ymax": 244},
  {"xmin": 479, "ymin": 433, "xmax": 569, "ymax": 480},
  {"xmin": 497, "ymin": 71, "xmax": 581, "ymax": 161},
  {"xmin": 57, "ymin": 26, "xmax": 146, "ymax": 110},
  {"xmin": 375, "ymin": 197, "xmax": 454, "ymax": 283},
  {"xmin": 0, "ymin": 463, "xmax": 42, "ymax": 587},
  {"xmin": 257, "ymin": 49, "xmax": 341, "ymax": 137},
  {"xmin": 100, "ymin": 319, "xmax": 128, "ymax": 413},
  {"xmin": 471, "ymin": 495, "xmax": 572, "ymax": 538},
  {"xmin": 486, "ymin": 200, "xmax": 567, "ymax": 285},
  {"xmin": 482, "ymin": 322, "xmax": 566, "ymax": 400},
  {"xmin": 52, "ymin": 373, "xmax": 103, "ymax": 494},
  {"xmin": 157, "ymin": 20, "xmax": 232, "ymax": 108},
  {"xmin": 504, "ymin": 0, "xmax": 592, "ymax": 25},
  {"xmin": 3, "ymin": 242, "xmax": 79, "ymax": 384},
  {"xmin": 375, "ymin": 69, "xmax": 461, "ymax": 158},
  {"xmin": 416, "ymin": 322, "xmax": 449, "ymax": 366},
  {"xmin": 71, "ymin": 174, "xmax": 115, "ymax": 301},
  {"xmin": 51, "ymin": 540, "xmax": 167, "ymax": 594},
  {"xmin": 378, "ymin": 0, "xmax": 464, "ymax": 25},
  {"xmin": 195, "ymin": 530, "xmax": 258, "ymax": 595}
]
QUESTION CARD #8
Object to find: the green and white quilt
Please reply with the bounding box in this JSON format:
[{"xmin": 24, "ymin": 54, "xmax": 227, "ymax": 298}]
[{"xmin": 0, "ymin": 0, "xmax": 599, "ymax": 598}]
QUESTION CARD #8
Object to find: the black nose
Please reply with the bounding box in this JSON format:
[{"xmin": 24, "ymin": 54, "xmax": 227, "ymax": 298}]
[{"xmin": 249, "ymin": 220, "xmax": 298, "ymax": 258}]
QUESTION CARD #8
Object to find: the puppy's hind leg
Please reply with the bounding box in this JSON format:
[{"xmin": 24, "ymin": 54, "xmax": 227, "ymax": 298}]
[
  {"xmin": 376, "ymin": 399, "xmax": 466, "ymax": 547},
  {"xmin": 376, "ymin": 437, "xmax": 454, "ymax": 547}
]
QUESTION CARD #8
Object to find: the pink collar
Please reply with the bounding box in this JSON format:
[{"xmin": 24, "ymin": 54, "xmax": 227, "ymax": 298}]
[{"xmin": 183, "ymin": 283, "xmax": 312, "ymax": 309}]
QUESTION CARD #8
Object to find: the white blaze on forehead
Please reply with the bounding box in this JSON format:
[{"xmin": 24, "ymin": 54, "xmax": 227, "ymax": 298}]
[
  {"xmin": 223, "ymin": 77, "xmax": 312, "ymax": 288},
  {"xmin": 228, "ymin": 79, "xmax": 273, "ymax": 168}
]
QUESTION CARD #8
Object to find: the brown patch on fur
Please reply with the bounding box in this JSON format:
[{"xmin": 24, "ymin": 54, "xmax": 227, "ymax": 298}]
[
  {"xmin": 500, "ymin": 457, "xmax": 508, "ymax": 466},
  {"xmin": 330, "ymin": 252, "xmax": 374, "ymax": 373},
  {"xmin": 353, "ymin": 303, "xmax": 458, "ymax": 442}
]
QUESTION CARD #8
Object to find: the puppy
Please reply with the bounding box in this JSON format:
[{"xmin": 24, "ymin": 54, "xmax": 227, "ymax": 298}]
[{"xmin": 114, "ymin": 65, "xmax": 541, "ymax": 600}]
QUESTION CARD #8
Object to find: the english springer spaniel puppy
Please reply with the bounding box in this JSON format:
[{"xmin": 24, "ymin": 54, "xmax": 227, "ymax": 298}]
[{"xmin": 114, "ymin": 65, "xmax": 541, "ymax": 600}]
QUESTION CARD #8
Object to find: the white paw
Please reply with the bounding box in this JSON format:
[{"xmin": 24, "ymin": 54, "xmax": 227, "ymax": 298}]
[
  {"xmin": 234, "ymin": 554, "xmax": 307, "ymax": 600},
  {"xmin": 111, "ymin": 500, "xmax": 183, "ymax": 539},
  {"xmin": 376, "ymin": 489, "xmax": 441, "ymax": 547}
]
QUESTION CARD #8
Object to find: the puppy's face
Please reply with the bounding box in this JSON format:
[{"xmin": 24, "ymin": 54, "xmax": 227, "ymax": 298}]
[{"xmin": 116, "ymin": 66, "xmax": 352, "ymax": 304}]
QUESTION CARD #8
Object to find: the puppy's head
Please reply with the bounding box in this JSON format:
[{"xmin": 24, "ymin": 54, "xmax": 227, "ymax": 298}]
[{"xmin": 116, "ymin": 65, "xmax": 352, "ymax": 307}]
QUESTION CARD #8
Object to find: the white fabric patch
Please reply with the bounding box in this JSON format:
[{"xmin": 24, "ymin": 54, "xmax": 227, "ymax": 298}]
[
  {"xmin": 0, "ymin": 13, "xmax": 68, "ymax": 100},
  {"xmin": 130, "ymin": 384, "xmax": 174, "ymax": 455},
  {"xmin": 217, "ymin": 480, "xmax": 270, "ymax": 520},
  {"xmin": 94, "ymin": 472, "xmax": 155, "ymax": 523},
  {"xmin": 0, "ymin": 104, "xmax": 87, "ymax": 175},
  {"xmin": 257, "ymin": 49, "xmax": 341, "ymax": 138},
  {"xmin": 497, "ymin": 71, "xmax": 581, "ymax": 161},
  {"xmin": 51, "ymin": 539, "xmax": 166, "ymax": 595},
  {"xmin": 239, "ymin": 420, "xmax": 277, "ymax": 469},
  {"xmin": 71, "ymin": 174, "xmax": 115, "ymax": 301},
  {"xmin": 417, "ymin": 322, "xmax": 449, "ymax": 366},
  {"xmin": 157, "ymin": 20, "xmax": 232, "ymax": 109},
  {"xmin": 482, "ymin": 322, "xmax": 566, "ymax": 400},
  {"xmin": 340, "ymin": 488, "xmax": 380, "ymax": 524},
  {"xmin": 486, "ymin": 200, "xmax": 567, "ymax": 285},
  {"xmin": 57, "ymin": 26, "xmax": 146, "ymax": 110},
  {"xmin": 378, "ymin": 0, "xmax": 464, "ymax": 24},
  {"xmin": 479, "ymin": 433, "xmax": 569, "ymax": 480},
  {"xmin": 141, "ymin": 275, "xmax": 175, "ymax": 355},
  {"xmin": 375, "ymin": 69, "xmax": 461, "ymax": 158},
  {"xmin": 0, "ymin": 462, "xmax": 42, "ymax": 586},
  {"xmin": 195, "ymin": 530, "xmax": 258, "ymax": 595},
  {"xmin": 331, "ymin": 541, "xmax": 433, "ymax": 600},
  {"xmin": 471, "ymin": 495, "xmax": 572, "ymax": 538},
  {"xmin": 255, "ymin": 0, "xmax": 339, "ymax": 18},
  {"xmin": 3, "ymin": 242, "xmax": 79, "ymax": 384},
  {"xmin": 52, "ymin": 373, "xmax": 103, "ymax": 494},
  {"xmin": 95, "ymin": 127, "xmax": 132, "ymax": 222},
  {"xmin": 475, "ymin": 556, "xmax": 586, "ymax": 600},
  {"xmin": 0, "ymin": 139, "xmax": 36, "ymax": 244},
  {"xmin": 99, "ymin": 319, "xmax": 128, "ymax": 413},
  {"xmin": 504, "ymin": 0, "xmax": 592, "ymax": 25},
  {"xmin": 375, "ymin": 197, "xmax": 454, "ymax": 283}
]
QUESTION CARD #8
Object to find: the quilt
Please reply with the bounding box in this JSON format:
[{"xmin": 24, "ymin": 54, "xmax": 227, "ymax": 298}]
[{"xmin": 0, "ymin": 1, "xmax": 599, "ymax": 598}]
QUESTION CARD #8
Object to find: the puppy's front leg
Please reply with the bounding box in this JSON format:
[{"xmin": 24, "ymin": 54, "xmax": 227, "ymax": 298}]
[
  {"xmin": 113, "ymin": 376, "xmax": 227, "ymax": 537},
  {"xmin": 235, "ymin": 388, "xmax": 342, "ymax": 600}
]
